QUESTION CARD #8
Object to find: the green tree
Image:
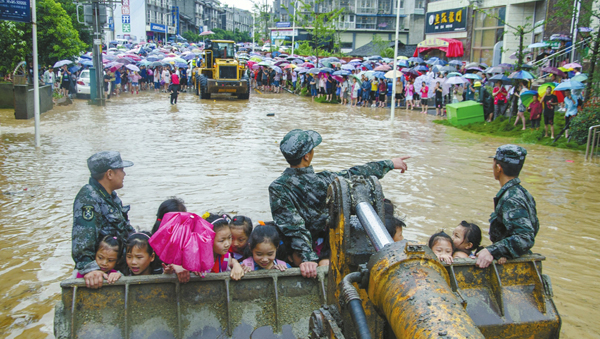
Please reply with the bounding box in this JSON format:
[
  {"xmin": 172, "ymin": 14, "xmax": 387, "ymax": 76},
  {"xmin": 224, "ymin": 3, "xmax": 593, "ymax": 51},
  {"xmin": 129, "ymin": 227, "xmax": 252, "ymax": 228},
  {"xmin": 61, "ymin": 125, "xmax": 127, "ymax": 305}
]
[
  {"xmin": 0, "ymin": 0, "xmax": 86, "ymax": 74},
  {"xmin": 294, "ymin": 0, "xmax": 343, "ymax": 64},
  {"xmin": 54, "ymin": 0, "xmax": 91, "ymax": 48},
  {"xmin": 251, "ymin": 0, "xmax": 272, "ymax": 44},
  {"xmin": 550, "ymin": 0, "xmax": 599, "ymax": 102},
  {"xmin": 182, "ymin": 30, "xmax": 200, "ymax": 43},
  {"xmin": 372, "ymin": 35, "xmax": 389, "ymax": 56}
]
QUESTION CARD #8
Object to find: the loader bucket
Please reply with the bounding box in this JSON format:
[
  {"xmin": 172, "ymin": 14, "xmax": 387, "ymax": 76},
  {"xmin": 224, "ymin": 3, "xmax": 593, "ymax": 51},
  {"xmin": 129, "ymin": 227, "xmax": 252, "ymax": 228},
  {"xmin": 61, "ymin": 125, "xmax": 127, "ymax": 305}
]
[{"xmin": 54, "ymin": 267, "xmax": 328, "ymax": 339}]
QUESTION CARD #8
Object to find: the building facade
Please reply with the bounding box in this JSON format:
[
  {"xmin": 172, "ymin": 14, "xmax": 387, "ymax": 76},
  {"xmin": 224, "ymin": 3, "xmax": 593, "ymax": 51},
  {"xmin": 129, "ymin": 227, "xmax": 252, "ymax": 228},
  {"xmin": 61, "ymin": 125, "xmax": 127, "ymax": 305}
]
[
  {"xmin": 107, "ymin": 0, "xmax": 253, "ymax": 44},
  {"xmin": 271, "ymin": 0, "xmax": 426, "ymax": 52}
]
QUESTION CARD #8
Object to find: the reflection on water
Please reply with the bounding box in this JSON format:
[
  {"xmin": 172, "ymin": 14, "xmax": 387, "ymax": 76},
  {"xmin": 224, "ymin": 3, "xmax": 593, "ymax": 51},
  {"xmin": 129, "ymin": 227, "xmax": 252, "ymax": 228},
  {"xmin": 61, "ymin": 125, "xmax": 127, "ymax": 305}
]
[{"xmin": 0, "ymin": 91, "xmax": 599, "ymax": 338}]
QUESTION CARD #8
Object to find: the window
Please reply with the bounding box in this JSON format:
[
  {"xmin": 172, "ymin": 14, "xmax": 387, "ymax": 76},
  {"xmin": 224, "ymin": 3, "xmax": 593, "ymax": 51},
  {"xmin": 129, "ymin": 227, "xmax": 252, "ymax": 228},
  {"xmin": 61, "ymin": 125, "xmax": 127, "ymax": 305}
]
[
  {"xmin": 147, "ymin": 9, "xmax": 151, "ymax": 21},
  {"xmin": 471, "ymin": 7, "xmax": 506, "ymax": 66},
  {"xmin": 378, "ymin": 0, "xmax": 392, "ymax": 13},
  {"xmin": 356, "ymin": 16, "xmax": 376, "ymax": 29},
  {"xmin": 415, "ymin": 0, "xmax": 425, "ymax": 9},
  {"xmin": 154, "ymin": 11, "xmax": 158, "ymax": 22},
  {"xmin": 356, "ymin": 0, "xmax": 377, "ymax": 14}
]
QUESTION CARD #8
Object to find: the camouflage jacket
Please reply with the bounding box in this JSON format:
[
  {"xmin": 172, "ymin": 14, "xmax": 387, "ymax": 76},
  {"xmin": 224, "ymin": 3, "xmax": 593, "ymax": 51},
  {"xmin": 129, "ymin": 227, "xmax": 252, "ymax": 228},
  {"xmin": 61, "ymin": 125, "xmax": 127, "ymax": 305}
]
[
  {"xmin": 72, "ymin": 178, "xmax": 134, "ymax": 274},
  {"xmin": 269, "ymin": 160, "xmax": 394, "ymax": 262},
  {"xmin": 487, "ymin": 178, "xmax": 539, "ymax": 259}
]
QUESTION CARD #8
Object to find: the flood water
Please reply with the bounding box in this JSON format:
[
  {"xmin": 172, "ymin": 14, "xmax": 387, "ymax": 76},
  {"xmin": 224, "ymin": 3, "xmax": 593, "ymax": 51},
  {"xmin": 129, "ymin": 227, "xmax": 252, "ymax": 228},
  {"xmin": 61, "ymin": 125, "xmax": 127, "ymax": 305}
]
[{"xmin": 0, "ymin": 90, "xmax": 599, "ymax": 338}]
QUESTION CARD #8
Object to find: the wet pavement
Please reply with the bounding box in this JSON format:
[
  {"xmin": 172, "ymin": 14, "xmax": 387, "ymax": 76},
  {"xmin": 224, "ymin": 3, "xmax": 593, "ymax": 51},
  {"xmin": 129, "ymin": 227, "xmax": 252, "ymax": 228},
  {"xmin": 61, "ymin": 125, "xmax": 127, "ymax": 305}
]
[{"xmin": 0, "ymin": 89, "xmax": 599, "ymax": 338}]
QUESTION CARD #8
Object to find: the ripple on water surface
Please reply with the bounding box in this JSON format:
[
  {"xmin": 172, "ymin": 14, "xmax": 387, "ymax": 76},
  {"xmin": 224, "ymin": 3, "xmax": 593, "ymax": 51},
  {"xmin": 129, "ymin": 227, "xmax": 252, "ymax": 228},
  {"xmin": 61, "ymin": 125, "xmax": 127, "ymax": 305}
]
[{"xmin": 0, "ymin": 91, "xmax": 599, "ymax": 338}]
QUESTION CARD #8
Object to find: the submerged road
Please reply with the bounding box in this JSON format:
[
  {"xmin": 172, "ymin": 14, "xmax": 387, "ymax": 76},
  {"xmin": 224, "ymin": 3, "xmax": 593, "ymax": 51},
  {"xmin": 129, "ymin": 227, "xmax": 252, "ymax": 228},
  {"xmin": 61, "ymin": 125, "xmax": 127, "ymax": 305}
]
[{"xmin": 0, "ymin": 89, "xmax": 599, "ymax": 338}]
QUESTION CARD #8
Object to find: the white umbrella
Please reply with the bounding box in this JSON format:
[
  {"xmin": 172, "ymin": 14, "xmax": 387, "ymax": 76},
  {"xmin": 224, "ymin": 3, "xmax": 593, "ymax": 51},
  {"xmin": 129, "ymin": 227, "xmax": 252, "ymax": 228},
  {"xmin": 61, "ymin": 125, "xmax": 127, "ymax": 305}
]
[
  {"xmin": 126, "ymin": 64, "xmax": 140, "ymax": 72},
  {"xmin": 53, "ymin": 60, "xmax": 73, "ymax": 68}
]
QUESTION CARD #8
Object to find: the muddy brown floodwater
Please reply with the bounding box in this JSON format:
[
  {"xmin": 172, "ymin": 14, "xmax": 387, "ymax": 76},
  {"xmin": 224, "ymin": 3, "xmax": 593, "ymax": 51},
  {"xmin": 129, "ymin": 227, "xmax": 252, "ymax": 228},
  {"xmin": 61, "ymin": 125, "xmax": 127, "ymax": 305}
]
[{"xmin": 0, "ymin": 90, "xmax": 599, "ymax": 339}]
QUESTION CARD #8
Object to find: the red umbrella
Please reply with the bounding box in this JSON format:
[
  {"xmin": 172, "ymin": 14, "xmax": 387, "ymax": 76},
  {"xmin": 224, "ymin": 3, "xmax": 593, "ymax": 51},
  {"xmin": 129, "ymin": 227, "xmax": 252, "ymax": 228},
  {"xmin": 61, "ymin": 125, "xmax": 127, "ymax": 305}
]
[{"xmin": 301, "ymin": 63, "xmax": 315, "ymax": 68}]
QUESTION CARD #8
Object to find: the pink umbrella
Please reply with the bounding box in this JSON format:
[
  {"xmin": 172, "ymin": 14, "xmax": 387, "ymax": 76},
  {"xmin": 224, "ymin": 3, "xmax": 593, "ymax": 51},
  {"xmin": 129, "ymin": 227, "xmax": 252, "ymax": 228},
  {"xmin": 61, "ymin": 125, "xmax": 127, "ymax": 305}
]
[
  {"xmin": 123, "ymin": 54, "xmax": 141, "ymax": 61},
  {"xmin": 200, "ymin": 30, "xmax": 214, "ymax": 36},
  {"xmin": 563, "ymin": 62, "xmax": 582, "ymax": 69},
  {"xmin": 301, "ymin": 63, "xmax": 315, "ymax": 68},
  {"xmin": 332, "ymin": 75, "xmax": 345, "ymax": 82},
  {"xmin": 374, "ymin": 65, "xmax": 391, "ymax": 71}
]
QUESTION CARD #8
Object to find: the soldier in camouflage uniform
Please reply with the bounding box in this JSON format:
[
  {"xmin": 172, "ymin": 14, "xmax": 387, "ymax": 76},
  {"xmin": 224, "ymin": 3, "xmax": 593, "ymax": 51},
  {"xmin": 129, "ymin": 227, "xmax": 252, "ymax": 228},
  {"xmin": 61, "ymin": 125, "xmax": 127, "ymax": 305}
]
[
  {"xmin": 269, "ymin": 129, "xmax": 409, "ymax": 278},
  {"xmin": 72, "ymin": 151, "xmax": 134, "ymax": 288},
  {"xmin": 476, "ymin": 144, "xmax": 539, "ymax": 268}
]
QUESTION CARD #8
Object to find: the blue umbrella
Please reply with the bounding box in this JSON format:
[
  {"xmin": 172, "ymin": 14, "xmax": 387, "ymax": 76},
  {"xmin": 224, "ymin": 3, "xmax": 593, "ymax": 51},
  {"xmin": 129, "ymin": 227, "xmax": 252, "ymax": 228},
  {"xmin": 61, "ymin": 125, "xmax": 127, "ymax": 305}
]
[
  {"xmin": 333, "ymin": 70, "xmax": 351, "ymax": 76},
  {"xmin": 80, "ymin": 60, "xmax": 94, "ymax": 67},
  {"xmin": 489, "ymin": 74, "xmax": 511, "ymax": 83},
  {"xmin": 341, "ymin": 64, "xmax": 355, "ymax": 70},
  {"xmin": 319, "ymin": 67, "xmax": 333, "ymax": 73},
  {"xmin": 463, "ymin": 73, "xmax": 482, "ymax": 80},
  {"xmin": 554, "ymin": 80, "xmax": 585, "ymax": 91},
  {"xmin": 396, "ymin": 60, "xmax": 409, "ymax": 67},
  {"xmin": 509, "ymin": 70, "xmax": 535, "ymax": 80},
  {"xmin": 431, "ymin": 60, "xmax": 448, "ymax": 66},
  {"xmin": 308, "ymin": 68, "xmax": 320, "ymax": 74},
  {"xmin": 425, "ymin": 57, "xmax": 439, "ymax": 64},
  {"xmin": 414, "ymin": 65, "xmax": 428, "ymax": 71},
  {"xmin": 53, "ymin": 60, "xmax": 73, "ymax": 68},
  {"xmin": 408, "ymin": 57, "xmax": 424, "ymax": 63},
  {"xmin": 373, "ymin": 71, "xmax": 386, "ymax": 79},
  {"xmin": 448, "ymin": 60, "xmax": 462, "ymax": 66},
  {"xmin": 362, "ymin": 63, "xmax": 373, "ymax": 70},
  {"xmin": 175, "ymin": 62, "xmax": 188, "ymax": 68},
  {"xmin": 69, "ymin": 65, "xmax": 81, "ymax": 73}
]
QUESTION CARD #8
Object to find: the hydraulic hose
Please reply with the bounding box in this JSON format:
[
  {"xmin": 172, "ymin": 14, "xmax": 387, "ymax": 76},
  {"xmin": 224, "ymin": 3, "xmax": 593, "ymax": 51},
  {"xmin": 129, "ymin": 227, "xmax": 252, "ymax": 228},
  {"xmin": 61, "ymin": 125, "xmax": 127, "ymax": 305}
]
[{"xmin": 341, "ymin": 272, "xmax": 372, "ymax": 339}]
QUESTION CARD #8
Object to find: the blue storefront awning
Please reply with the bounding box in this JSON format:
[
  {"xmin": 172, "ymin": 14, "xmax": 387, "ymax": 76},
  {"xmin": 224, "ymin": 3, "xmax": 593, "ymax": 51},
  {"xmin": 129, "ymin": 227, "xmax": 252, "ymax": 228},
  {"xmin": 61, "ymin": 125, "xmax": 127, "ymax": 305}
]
[{"xmin": 150, "ymin": 23, "xmax": 166, "ymax": 33}]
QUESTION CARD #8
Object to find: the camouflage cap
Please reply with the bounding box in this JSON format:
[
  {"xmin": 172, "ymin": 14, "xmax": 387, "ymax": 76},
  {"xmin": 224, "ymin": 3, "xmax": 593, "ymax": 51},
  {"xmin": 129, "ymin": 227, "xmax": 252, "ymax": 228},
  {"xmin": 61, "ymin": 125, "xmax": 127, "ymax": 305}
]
[
  {"xmin": 491, "ymin": 144, "xmax": 527, "ymax": 165},
  {"xmin": 87, "ymin": 151, "xmax": 134, "ymax": 175},
  {"xmin": 280, "ymin": 129, "xmax": 322, "ymax": 161}
]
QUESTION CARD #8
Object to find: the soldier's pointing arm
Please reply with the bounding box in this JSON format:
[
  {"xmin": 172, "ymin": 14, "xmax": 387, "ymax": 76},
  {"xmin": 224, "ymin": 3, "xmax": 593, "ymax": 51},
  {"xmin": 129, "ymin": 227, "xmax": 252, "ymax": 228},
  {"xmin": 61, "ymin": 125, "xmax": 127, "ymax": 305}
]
[{"xmin": 335, "ymin": 160, "xmax": 395, "ymax": 179}]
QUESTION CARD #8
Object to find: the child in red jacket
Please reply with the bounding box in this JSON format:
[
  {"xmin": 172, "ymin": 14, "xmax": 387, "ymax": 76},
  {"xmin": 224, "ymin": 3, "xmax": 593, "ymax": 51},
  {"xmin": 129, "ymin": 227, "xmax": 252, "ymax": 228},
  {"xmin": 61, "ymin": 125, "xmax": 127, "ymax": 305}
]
[{"xmin": 528, "ymin": 93, "xmax": 542, "ymax": 130}]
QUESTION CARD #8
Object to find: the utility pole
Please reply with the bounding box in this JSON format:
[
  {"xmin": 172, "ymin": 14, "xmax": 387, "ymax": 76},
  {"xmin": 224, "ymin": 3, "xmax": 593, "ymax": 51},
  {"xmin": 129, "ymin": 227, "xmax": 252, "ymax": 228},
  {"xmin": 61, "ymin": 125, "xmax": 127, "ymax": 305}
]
[
  {"xmin": 32, "ymin": 0, "xmax": 40, "ymax": 147},
  {"xmin": 291, "ymin": 0, "xmax": 297, "ymax": 56},
  {"xmin": 91, "ymin": 0, "xmax": 105, "ymax": 106},
  {"xmin": 390, "ymin": 0, "xmax": 402, "ymax": 122}
]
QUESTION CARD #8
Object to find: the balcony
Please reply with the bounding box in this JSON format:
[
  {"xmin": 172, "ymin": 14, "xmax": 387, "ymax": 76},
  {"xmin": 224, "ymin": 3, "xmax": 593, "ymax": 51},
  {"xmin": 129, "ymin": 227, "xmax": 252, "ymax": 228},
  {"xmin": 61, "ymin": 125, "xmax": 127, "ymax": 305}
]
[
  {"xmin": 356, "ymin": 7, "xmax": 377, "ymax": 14},
  {"xmin": 337, "ymin": 22, "xmax": 355, "ymax": 29}
]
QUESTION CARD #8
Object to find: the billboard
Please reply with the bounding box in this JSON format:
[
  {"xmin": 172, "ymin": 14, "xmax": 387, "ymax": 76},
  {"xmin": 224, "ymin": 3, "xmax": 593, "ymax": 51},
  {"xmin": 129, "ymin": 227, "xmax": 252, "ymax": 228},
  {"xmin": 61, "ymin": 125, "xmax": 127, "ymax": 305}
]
[
  {"xmin": 0, "ymin": 0, "xmax": 30, "ymax": 23},
  {"xmin": 425, "ymin": 7, "xmax": 467, "ymax": 34}
]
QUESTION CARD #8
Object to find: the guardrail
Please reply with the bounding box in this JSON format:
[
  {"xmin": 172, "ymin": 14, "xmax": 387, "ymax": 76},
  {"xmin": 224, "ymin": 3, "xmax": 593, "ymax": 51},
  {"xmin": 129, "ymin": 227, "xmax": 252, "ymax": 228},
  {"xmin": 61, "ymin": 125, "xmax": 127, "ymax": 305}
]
[
  {"xmin": 585, "ymin": 124, "xmax": 600, "ymax": 160},
  {"xmin": 532, "ymin": 38, "xmax": 591, "ymax": 69}
]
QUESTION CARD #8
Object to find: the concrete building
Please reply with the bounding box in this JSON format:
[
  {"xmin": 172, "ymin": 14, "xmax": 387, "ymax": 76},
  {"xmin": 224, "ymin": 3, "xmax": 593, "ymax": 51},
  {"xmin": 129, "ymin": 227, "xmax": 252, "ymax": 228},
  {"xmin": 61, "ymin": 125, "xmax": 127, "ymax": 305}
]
[
  {"xmin": 271, "ymin": 0, "xmax": 426, "ymax": 52},
  {"xmin": 424, "ymin": 0, "xmax": 592, "ymax": 65},
  {"xmin": 221, "ymin": 6, "xmax": 253, "ymax": 33}
]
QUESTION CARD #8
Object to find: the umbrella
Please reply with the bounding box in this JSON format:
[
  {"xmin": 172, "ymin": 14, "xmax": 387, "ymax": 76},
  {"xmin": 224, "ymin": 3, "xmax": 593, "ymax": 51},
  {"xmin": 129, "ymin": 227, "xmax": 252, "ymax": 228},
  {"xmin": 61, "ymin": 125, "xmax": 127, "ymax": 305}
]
[
  {"xmin": 182, "ymin": 54, "xmax": 197, "ymax": 60},
  {"xmin": 520, "ymin": 90, "xmax": 539, "ymax": 107},
  {"xmin": 80, "ymin": 60, "xmax": 94, "ymax": 67},
  {"xmin": 199, "ymin": 30, "xmax": 214, "ymax": 36},
  {"xmin": 396, "ymin": 60, "xmax": 409, "ymax": 67},
  {"xmin": 489, "ymin": 74, "xmax": 511, "ymax": 84},
  {"xmin": 439, "ymin": 65, "xmax": 456, "ymax": 72},
  {"xmin": 250, "ymin": 56, "xmax": 263, "ymax": 62},
  {"xmin": 414, "ymin": 75, "xmax": 433, "ymax": 94},
  {"xmin": 358, "ymin": 71, "xmax": 375, "ymax": 79},
  {"xmin": 538, "ymin": 83, "xmax": 564, "ymax": 103},
  {"xmin": 69, "ymin": 66, "xmax": 81, "ymax": 73},
  {"xmin": 403, "ymin": 69, "xmax": 419, "ymax": 77},
  {"xmin": 509, "ymin": 70, "xmax": 535, "ymax": 80},
  {"xmin": 426, "ymin": 57, "xmax": 440, "ymax": 64},
  {"xmin": 332, "ymin": 75, "xmax": 345, "ymax": 82},
  {"xmin": 554, "ymin": 80, "xmax": 585, "ymax": 91},
  {"xmin": 350, "ymin": 59, "xmax": 362, "ymax": 62},
  {"xmin": 106, "ymin": 61, "xmax": 124, "ymax": 69},
  {"xmin": 446, "ymin": 72, "xmax": 462, "ymax": 78},
  {"xmin": 448, "ymin": 60, "xmax": 462, "ymax": 66},
  {"xmin": 351, "ymin": 74, "xmax": 362, "ymax": 84},
  {"xmin": 308, "ymin": 68, "xmax": 321, "ymax": 74},
  {"xmin": 319, "ymin": 67, "xmax": 334, "ymax": 73},
  {"xmin": 116, "ymin": 57, "xmax": 134, "ymax": 65},
  {"xmin": 342, "ymin": 64, "xmax": 355, "ymax": 70},
  {"xmin": 541, "ymin": 66, "xmax": 566, "ymax": 77},
  {"xmin": 175, "ymin": 62, "xmax": 188, "ymax": 69},
  {"xmin": 396, "ymin": 56, "xmax": 409, "ymax": 60},
  {"xmin": 465, "ymin": 62, "xmax": 479, "ymax": 68},
  {"xmin": 528, "ymin": 42, "xmax": 549, "ymax": 48},
  {"xmin": 125, "ymin": 64, "xmax": 140, "ymax": 72},
  {"xmin": 466, "ymin": 67, "xmax": 483, "ymax": 72},
  {"xmin": 271, "ymin": 66, "xmax": 282, "ymax": 73},
  {"xmin": 53, "ymin": 60, "xmax": 73, "ymax": 68},
  {"xmin": 333, "ymin": 70, "xmax": 351, "ymax": 76},
  {"xmin": 295, "ymin": 67, "xmax": 308, "ymax": 74},
  {"xmin": 300, "ymin": 62, "xmax": 315, "ymax": 68},
  {"xmin": 373, "ymin": 71, "xmax": 386, "ymax": 79},
  {"xmin": 284, "ymin": 64, "xmax": 297, "ymax": 69},
  {"xmin": 123, "ymin": 54, "xmax": 141, "ymax": 61},
  {"xmin": 445, "ymin": 76, "xmax": 468, "ymax": 85},
  {"xmin": 498, "ymin": 63, "xmax": 514, "ymax": 70},
  {"xmin": 431, "ymin": 60, "xmax": 448, "ymax": 66},
  {"xmin": 150, "ymin": 61, "xmax": 163, "ymax": 68},
  {"xmin": 550, "ymin": 34, "xmax": 571, "ymax": 41},
  {"xmin": 485, "ymin": 66, "xmax": 505, "ymax": 74},
  {"xmin": 571, "ymin": 73, "xmax": 588, "ymax": 82},
  {"xmin": 464, "ymin": 73, "xmax": 481, "ymax": 80},
  {"xmin": 408, "ymin": 57, "xmax": 423, "ymax": 63},
  {"xmin": 384, "ymin": 70, "xmax": 403, "ymax": 79},
  {"xmin": 258, "ymin": 61, "xmax": 271, "ymax": 66},
  {"xmin": 414, "ymin": 65, "xmax": 428, "ymax": 71},
  {"xmin": 374, "ymin": 64, "xmax": 391, "ymax": 71},
  {"xmin": 563, "ymin": 62, "xmax": 582, "ymax": 69}
]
